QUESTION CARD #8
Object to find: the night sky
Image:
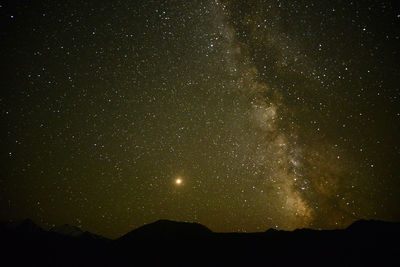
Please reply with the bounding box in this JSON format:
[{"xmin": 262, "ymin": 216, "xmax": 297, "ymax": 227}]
[{"xmin": 1, "ymin": 0, "xmax": 399, "ymax": 238}]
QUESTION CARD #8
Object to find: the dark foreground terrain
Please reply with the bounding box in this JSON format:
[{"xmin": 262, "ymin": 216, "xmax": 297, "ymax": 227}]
[{"xmin": 0, "ymin": 219, "xmax": 399, "ymax": 266}]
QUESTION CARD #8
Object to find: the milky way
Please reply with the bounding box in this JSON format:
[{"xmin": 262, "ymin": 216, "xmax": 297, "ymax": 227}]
[{"xmin": 1, "ymin": 0, "xmax": 399, "ymax": 238}]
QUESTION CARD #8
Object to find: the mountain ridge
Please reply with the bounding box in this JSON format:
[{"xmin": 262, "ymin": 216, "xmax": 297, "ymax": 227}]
[
  {"xmin": 3, "ymin": 218, "xmax": 400, "ymax": 239},
  {"xmin": 1, "ymin": 218, "xmax": 399, "ymax": 266}
]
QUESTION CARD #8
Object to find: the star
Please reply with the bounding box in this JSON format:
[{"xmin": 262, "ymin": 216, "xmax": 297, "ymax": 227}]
[
  {"xmin": 175, "ymin": 178, "xmax": 183, "ymax": 185},
  {"xmin": 0, "ymin": 0, "xmax": 398, "ymax": 239}
]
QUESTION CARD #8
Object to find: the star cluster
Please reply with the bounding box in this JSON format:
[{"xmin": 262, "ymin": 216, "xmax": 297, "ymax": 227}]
[{"xmin": 0, "ymin": 0, "xmax": 399, "ymax": 238}]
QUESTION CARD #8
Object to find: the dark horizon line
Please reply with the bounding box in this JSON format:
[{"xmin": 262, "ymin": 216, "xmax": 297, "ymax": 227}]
[{"xmin": 3, "ymin": 217, "xmax": 400, "ymax": 240}]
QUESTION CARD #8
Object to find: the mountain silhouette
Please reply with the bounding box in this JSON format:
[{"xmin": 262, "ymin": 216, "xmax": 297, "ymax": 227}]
[
  {"xmin": 118, "ymin": 219, "xmax": 212, "ymax": 242},
  {"xmin": 50, "ymin": 224, "xmax": 84, "ymax": 237},
  {"xmin": 2, "ymin": 218, "xmax": 44, "ymax": 233},
  {"xmin": 1, "ymin": 218, "xmax": 399, "ymax": 266},
  {"xmin": 49, "ymin": 224, "xmax": 106, "ymax": 240},
  {"xmin": 346, "ymin": 219, "xmax": 400, "ymax": 233}
]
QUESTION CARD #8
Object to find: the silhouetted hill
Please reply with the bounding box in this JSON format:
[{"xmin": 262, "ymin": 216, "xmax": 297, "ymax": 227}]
[
  {"xmin": 347, "ymin": 219, "xmax": 400, "ymax": 233},
  {"xmin": 1, "ymin": 218, "xmax": 399, "ymax": 266},
  {"xmin": 50, "ymin": 224, "xmax": 84, "ymax": 237},
  {"xmin": 0, "ymin": 218, "xmax": 44, "ymax": 233},
  {"xmin": 118, "ymin": 219, "xmax": 212, "ymax": 242},
  {"xmin": 49, "ymin": 224, "xmax": 106, "ymax": 241}
]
